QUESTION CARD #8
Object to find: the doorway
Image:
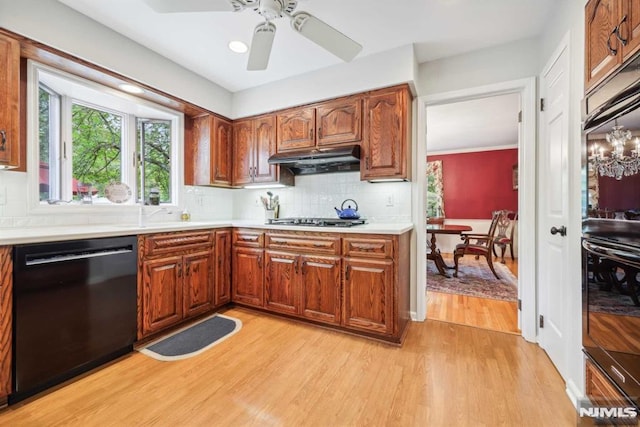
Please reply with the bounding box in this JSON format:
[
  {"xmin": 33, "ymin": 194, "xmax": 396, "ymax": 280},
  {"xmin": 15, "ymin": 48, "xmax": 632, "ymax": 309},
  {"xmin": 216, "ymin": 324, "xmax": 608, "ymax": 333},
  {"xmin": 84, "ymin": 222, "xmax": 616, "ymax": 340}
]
[
  {"xmin": 413, "ymin": 78, "xmax": 537, "ymax": 342},
  {"xmin": 425, "ymin": 93, "xmax": 520, "ymax": 334}
]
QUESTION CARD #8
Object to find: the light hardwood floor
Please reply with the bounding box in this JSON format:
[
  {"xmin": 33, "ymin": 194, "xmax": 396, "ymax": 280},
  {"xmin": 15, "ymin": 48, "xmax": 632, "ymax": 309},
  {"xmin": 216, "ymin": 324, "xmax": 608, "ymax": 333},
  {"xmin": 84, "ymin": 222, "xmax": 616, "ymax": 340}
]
[
  {"xmin": 427, "ymin": 256, "xmax": 520, "ymax": 334},
  {"xmin": 0, "ymin": 307, "xmax": 576, "ymax": 426}
]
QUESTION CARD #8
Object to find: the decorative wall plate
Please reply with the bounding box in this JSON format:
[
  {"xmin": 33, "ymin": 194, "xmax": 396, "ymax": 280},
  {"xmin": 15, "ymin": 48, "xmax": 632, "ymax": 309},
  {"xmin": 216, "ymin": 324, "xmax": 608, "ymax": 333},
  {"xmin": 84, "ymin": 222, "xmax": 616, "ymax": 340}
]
[{"xmin": 104, "ymin": 182, "xmax": 132, "ymax": 204}]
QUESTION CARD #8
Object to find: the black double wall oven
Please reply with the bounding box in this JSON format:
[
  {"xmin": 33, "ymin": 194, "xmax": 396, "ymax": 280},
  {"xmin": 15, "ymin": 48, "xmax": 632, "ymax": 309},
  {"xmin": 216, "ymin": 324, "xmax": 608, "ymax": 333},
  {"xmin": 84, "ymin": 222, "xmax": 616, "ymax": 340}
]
[{"xmin": 583, "ymin": 51, "xmax": 640, "ymax": 409}]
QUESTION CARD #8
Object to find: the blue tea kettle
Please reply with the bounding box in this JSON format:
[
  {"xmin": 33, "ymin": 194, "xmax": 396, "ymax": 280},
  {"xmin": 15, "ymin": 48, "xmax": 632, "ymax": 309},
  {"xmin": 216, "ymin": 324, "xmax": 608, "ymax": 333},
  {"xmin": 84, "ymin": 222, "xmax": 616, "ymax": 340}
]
[{"xmin": 335, "ymin": 199, "xmax": 360, "ymax": 219}]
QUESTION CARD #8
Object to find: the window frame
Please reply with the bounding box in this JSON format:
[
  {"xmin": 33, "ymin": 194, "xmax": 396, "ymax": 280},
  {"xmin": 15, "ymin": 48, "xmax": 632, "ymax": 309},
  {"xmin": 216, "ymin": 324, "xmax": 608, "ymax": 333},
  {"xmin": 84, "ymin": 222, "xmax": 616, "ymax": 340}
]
[{"xmin": 27, "ymin": 60, "xmax": 184, "ymax": 216}]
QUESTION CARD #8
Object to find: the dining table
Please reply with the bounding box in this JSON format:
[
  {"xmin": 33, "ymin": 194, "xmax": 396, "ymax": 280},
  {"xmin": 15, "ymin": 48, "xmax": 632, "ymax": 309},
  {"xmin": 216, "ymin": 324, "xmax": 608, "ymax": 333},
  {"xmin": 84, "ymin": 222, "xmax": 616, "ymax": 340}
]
[{"xmin": 427, "ymin": 224, "xmax": 472, "ymax": 277}]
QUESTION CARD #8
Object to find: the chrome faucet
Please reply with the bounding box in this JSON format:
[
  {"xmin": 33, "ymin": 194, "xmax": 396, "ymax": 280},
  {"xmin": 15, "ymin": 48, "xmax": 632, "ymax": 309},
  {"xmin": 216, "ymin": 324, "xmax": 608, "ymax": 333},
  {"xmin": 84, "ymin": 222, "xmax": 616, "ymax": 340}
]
[{"xmin": 138, "ymin": 205, "xmax": 172, "ymax": 227}]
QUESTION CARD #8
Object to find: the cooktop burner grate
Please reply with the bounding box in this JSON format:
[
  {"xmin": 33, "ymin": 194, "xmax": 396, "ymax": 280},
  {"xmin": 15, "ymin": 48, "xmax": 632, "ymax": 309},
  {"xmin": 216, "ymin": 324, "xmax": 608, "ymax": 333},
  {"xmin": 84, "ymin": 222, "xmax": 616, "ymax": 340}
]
[{"xmin": 266, "ymin": 217, "xmax": 366, "ymax": 227}]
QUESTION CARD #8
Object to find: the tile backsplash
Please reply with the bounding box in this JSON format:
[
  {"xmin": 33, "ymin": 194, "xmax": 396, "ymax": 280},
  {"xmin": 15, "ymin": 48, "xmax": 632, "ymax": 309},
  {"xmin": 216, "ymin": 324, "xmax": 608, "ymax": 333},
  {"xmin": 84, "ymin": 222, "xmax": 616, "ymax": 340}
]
[
  {"xmin": 0, "ymin": 170, "xmax": 411, "ymax": 228},
  {"xmin": 232, "ymin": 172, "xmax": 412, "ymax": 223}
]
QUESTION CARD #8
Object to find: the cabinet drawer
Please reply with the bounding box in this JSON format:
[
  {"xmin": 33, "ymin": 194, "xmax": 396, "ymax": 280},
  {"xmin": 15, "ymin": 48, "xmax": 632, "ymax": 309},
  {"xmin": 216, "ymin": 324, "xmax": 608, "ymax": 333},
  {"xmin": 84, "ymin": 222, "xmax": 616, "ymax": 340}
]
[
  {"xmin": 586, "ymin": 360, "xmax": 626, "ymax": 405},
  {"xmin": 266, "ymin": 233, "xmax": 340, "ymax": 255},
  {"xmin": 143, "ymin": 231, "xmax": 214, "ymax": 257},
  {"xmin": 233, "ymin": 229, "xmax": 265, "ymax": 247},
  {"xmin": 343, "ymin": 237, "xmax": 393, "ymax": 258}
]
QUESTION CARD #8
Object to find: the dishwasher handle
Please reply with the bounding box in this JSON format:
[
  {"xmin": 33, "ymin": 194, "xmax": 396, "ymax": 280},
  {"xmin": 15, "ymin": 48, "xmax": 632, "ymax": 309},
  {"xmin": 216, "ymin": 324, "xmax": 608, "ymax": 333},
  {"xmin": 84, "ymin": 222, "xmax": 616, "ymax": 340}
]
[{"xmin": 25, "ymin": 246, "xmax": 134, "ymax": 266}]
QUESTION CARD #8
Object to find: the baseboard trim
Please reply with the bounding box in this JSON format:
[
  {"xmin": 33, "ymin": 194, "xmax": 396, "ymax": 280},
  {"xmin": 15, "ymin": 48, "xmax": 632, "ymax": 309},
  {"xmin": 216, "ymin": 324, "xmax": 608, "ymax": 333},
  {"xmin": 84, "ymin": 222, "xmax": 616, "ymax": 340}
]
[{"xmin": 566, "ymin": 378, "xmax": 582, "ymax": 409}]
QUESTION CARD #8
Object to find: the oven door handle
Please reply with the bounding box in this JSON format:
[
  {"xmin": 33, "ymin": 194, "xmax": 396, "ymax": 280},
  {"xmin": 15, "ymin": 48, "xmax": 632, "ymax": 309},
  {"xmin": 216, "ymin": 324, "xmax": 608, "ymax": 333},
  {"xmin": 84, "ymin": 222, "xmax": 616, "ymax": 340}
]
[
  {"xmin": 584, "ymin": 89, "xmax": 640, "ymax": 132},
  {"xmin": 582, "ymin": 239, "xmax": 640, "ymax": 269}
]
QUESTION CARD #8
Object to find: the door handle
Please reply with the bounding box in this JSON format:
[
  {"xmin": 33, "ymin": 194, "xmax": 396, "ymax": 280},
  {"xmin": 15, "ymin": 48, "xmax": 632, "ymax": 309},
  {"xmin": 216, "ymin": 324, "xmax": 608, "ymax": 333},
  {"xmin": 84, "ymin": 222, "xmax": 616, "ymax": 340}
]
[{"xmin": 550, "ymin": 226, "xmax": 566, "ymax": 236}]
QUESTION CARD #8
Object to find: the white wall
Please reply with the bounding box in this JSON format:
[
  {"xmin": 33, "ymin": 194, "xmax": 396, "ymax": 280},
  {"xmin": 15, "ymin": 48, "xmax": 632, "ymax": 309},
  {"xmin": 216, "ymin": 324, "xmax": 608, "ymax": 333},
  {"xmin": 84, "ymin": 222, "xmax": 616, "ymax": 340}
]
[
  {"xmin": 233, "ymin": 172, "xmax": 412, "ymax": 223},
  {"xmin": 0, "ymin": 0, "xmax": 233, "ymax": 117},
  {"xmin": 231, "ymin": 44, "xmax": 418, "ymax": 119},
  {"xmin": 417, "ymin": 38, "xmax": 540, "ymax": 95}
]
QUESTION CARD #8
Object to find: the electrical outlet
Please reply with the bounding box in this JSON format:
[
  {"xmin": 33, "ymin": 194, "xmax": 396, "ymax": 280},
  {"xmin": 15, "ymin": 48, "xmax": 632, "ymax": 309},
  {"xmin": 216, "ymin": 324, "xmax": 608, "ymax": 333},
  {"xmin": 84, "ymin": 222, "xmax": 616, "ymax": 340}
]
[{"xmin": 386, "ymin": 194, "xmax": 394, "ymax": 207}]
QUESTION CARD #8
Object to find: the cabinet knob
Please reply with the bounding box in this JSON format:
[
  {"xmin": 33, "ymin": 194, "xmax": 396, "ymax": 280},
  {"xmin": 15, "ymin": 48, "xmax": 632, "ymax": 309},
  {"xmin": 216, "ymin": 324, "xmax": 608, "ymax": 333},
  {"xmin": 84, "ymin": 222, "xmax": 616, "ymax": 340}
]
[{"xmin": 0, "ymin": 130, "xmax": 5, "ymax": 152}]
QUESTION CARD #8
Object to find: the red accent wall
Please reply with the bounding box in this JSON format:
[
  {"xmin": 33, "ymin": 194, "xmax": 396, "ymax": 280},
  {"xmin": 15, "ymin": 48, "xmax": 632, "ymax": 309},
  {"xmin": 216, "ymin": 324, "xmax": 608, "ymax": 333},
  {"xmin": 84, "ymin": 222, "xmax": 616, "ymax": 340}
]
[
  {"xmin": 428, "ymin": 149, "xmax": 518, "ymax": 219},
  {"xmin": 598, "ymin": 174, "xmax": 640, "ymax": 210}
]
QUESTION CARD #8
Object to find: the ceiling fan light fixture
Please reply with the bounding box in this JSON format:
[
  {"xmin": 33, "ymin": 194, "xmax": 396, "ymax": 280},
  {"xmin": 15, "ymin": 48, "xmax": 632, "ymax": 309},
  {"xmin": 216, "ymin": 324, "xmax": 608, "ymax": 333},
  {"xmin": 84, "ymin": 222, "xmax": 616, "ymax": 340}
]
[{"xmin": 228, "ymin": 40, "xmax": 249, "ymax": 53}]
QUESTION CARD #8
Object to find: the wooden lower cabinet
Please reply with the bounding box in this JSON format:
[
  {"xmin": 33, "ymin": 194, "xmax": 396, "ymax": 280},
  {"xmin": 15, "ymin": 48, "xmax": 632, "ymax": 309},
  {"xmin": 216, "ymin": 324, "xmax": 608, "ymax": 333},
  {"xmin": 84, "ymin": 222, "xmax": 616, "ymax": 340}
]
[
  {"xmin": 183, "ymin": 251, "xmax": 215, "ymax": 317},
  {"xmin": 230, "ymin": 229, "xmax": 410, "ymax": 343},
  {"xmin": 586, "ymin": 359, "xmax": 627, "ymax": 406},
  {"xmin": 231, "ymin": 246, "xmax": 264, "ymax": 307},
  {"xmin": 0, "ymin": 246, "xmax": 12, "ymax": 402},
  {"xmin": 342, "ymin": 257, "xmax": 394, "ymax": 335},
  {"xmin": 141, "ymin": 255, "xmax": 184, "ymax": 336},
  {"xmin": 138, "ymin": 231, "xmax": 216, "ymax": 339},
  {"xmin": 265, "ymin": 251, "xmax": 298, "ymax": 314},
  {"xmin": 215, "ymin": 229, "xmax": 232, "ymax": 305},
  {"xmin": 299, "ymin": 255, "xmax": 341, "ymax": 324}
]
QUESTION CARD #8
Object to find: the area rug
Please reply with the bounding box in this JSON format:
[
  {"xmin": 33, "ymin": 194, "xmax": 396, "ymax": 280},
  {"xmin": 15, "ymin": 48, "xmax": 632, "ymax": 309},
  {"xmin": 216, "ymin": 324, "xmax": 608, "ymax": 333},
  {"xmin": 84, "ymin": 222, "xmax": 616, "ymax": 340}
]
[
  {"xmin": 139, "ymin": 314, "xmax": 242, "ymax": 361},
  {"xmin": 427, "ymin": 257, "xmax": 518, "ymax": 301},
  {"xmin": 588, "ymin": 282, "xmax": 640, "ymax": 316}
]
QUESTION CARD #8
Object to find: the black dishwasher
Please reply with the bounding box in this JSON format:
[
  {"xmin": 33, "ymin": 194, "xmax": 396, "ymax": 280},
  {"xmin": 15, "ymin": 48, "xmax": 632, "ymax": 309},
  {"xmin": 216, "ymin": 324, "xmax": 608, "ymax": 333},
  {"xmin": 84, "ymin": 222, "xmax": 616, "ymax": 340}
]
[{"xmin": 11, "ymin": 236, "xmax": 137, "ymax": 403}]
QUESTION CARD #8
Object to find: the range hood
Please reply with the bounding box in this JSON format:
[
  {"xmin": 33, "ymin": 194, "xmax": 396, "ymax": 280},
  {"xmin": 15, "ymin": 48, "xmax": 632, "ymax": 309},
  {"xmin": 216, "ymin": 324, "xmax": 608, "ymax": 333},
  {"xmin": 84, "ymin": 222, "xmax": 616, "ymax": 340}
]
[{"xmin": 268, "ymin": 145, "xmax": 360, "ymax": 175}]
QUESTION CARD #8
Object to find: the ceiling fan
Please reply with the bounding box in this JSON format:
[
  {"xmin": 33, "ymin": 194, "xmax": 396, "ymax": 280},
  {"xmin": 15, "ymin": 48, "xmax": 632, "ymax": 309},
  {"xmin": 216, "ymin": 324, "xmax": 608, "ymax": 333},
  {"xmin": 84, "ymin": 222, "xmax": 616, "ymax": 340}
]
[{"xmin": 144, "ymin": 0, "xmax": 363, "ymax": 71}]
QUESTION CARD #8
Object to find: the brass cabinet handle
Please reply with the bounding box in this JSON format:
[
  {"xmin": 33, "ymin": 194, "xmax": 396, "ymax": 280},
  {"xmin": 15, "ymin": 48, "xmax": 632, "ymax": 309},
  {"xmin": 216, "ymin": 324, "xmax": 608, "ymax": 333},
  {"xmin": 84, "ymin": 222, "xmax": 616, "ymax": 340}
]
[
  {"xmin": 317, "ymin": 127, "xmax": 322, "ymax": 139},
  {"xmin": 309, "ymin": 128, "xmax": 314, "ymax": 140},
  {"xmin": 0, "ymin": 130, "xmax": 5, "ymax": 152},
  {"xmin": 345, "ymin": 265, "xmax": 351, "ymax": 281}
]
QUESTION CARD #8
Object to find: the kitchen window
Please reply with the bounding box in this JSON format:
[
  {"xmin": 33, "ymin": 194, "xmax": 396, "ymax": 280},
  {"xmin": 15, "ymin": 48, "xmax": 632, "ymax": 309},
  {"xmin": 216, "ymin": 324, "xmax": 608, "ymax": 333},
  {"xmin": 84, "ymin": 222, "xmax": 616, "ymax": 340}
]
[{"xmin": 28, "ymin": 61, "xmax": 183, "ymax": 210}]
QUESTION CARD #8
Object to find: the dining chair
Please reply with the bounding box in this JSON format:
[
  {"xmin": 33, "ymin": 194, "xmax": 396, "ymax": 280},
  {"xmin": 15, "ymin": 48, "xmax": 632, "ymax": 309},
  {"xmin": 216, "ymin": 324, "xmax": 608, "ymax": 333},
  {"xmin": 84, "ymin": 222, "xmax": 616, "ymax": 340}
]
[
  {"xmin": 493, "ymin": 211, "xmax": 517, "ymax": 263},
  {"xmin": 453, "ymin": 210, "xmax": 504, "ymax": 280}
]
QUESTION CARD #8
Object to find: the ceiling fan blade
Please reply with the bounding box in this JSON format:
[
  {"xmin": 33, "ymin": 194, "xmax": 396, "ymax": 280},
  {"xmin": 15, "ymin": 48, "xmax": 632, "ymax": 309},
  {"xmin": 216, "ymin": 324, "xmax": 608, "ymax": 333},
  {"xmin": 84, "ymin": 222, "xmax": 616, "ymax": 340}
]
[
  {"xmin": 247, "ymin": 22, "xmax": 276, "ymax": 71},
  {"xmin": 290, "ymin": 12, "xmax": 362, "ymax": 62},
  {"xmin": 144, "ymin": 0, "xmax": 237, "ymax": 13}
]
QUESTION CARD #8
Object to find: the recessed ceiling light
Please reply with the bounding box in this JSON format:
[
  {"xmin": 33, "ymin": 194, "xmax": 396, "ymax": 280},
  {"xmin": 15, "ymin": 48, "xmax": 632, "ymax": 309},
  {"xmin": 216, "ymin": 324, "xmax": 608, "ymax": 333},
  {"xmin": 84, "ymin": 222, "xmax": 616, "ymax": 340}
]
[
  {"xmin": 228, "ymin": 40, "xmax": 248, "ymax": 54},
  {"xmin": 119, "ymin": 83, "xmax": 144, "ymax": 94}
]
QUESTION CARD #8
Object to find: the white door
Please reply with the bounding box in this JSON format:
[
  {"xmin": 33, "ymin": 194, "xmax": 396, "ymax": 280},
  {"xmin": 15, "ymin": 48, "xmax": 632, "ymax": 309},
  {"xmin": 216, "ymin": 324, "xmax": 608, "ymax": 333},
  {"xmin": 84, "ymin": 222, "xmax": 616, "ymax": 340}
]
[{"xmin": 538, "ymin": 40, "xmax": 570, "ymax": 380}]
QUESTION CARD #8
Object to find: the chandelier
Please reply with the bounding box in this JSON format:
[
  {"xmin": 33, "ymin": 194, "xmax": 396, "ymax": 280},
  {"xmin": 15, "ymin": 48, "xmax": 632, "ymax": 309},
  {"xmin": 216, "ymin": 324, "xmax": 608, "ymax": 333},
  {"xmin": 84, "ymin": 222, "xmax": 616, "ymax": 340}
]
[{"xmin": 591, "ymin": 124, "xmax": 640, "ymax": 180}]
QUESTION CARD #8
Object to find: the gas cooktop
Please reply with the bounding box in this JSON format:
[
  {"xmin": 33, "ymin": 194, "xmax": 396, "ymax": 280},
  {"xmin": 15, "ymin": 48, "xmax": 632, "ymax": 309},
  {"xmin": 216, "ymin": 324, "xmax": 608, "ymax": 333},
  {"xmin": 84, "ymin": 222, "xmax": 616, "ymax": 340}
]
[{"xmin": 266, "ymin": 217, "xmax": 367, "ymax": 227}]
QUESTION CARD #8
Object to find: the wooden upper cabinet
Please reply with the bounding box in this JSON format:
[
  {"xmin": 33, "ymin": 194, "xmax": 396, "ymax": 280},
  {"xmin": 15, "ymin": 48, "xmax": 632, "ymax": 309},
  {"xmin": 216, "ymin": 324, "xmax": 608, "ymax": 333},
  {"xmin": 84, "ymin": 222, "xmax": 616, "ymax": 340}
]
[
  {"xmin": 316, "ymin": 97, "xmax": 362, "ymax": 147},
  {"xmin": 361, "ymin": 85, "xmax": 412, "ymax": 181},
  {"xmin": 232, "ymin": 118, "xmax": 254, "ymax": 186},
  {"xmin": 0, "ymin": 34, "xmax": 20, "ymax": 169},
  {"xmin": 232, "ymin": 115, "xmax": 279, "ymax": 186},
  {"xmin": 253, "ymin": 115, "xmax": 278, "ymax": 183},
  {"xmin": 188, "ymin": 115, "xmax": 232, "ymax": 186},
  {"xmin": 620, "ymin": 0, "xmax": 640, "ymax": 59},
  {"xmin": 212, "ymin": 117, "xmax": 233, "ymax": 185},
  {"xmin": 276, "ymin": 107, "xmax": 316, "ymax": 151},
  {"xmin": 584, "ymin": 0, "xmax": 640, "ymax": 91}
]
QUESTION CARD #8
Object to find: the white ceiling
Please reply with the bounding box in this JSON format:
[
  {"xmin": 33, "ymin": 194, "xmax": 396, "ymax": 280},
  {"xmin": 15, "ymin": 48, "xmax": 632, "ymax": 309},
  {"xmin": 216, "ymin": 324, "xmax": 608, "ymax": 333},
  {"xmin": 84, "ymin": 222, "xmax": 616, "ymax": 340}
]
[
  {"xmin": 426, "ymin": 93, "xmax": 520, "ymax": 153},
  {"xmin": 58, "ymin": 0, "xmax": 557, "ymax": 92}
]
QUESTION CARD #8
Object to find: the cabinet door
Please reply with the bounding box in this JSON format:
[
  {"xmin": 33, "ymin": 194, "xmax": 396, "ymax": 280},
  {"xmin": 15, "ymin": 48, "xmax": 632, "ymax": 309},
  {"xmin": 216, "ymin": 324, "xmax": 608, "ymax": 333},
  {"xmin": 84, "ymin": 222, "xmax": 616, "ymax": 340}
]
[
  {"xmin": 212, "ymin": 117, "xmax": 233, "ymax": 185},
  {"xmin": 0, "ymin": 34, "xmax": 20, "ymax": 168},
  {"xmin": 0, "ymin": 247, "xmax": 12, "ymax": 399},
  {"xmin": 183, "ymin": 251, "xmax": 214, "ymax": 318},
  {"xmin": 300, "ymin": 255, "xmax": 341, "ymax": 325},
  {"xmin": 191, "ymin": 115, "xmax": 213, "ymax": 186},
  {"xmin": 362, "ymin": 86, "xmax": 410, "ymax": 180},
  {"xmin": 621, "ymin": 0, "xmax": 640, "ymax": 60},
  {"xmin": 316, "ymin": 97, "xmax": 362, "ymax": 147},
  {"xmin": 233, "ymin": 119, "xmax": 254, "ymax": 186},
  {"xmin": 215, "ymin": 229, "xmax": 232, "ymax": 305},
  {"xmin": 141, "ymin": 256, "xmax": 184, "ymax": 336},
  {"xmin": 253, "ymin": 115, "xmax": 278, "ymax": 183},
  {"xmin": 276, "ymin": 108, "xmax": 316, "ymax": 151},
  {"xmin": 585, "ymin": 0, "xmax": 621, "ymax": 91},
  {"xmin": 264, "ymin": 251, "xmax": 298, "ymax": 315},
  {"xmin": 342, "ymin": 258, "xmax": 394, "ymax": 335},
  {"xmin": 232, "ymin": 247, "xmax": 264, "ymax": 307}
]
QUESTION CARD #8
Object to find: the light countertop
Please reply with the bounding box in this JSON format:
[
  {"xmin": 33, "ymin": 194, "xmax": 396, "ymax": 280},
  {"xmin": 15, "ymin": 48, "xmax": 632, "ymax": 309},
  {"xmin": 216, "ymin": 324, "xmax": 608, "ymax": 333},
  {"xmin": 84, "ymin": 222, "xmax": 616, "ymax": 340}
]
[{"xmin": 0, "ymin": 220, "xmax": 413, "ymax": 245}]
